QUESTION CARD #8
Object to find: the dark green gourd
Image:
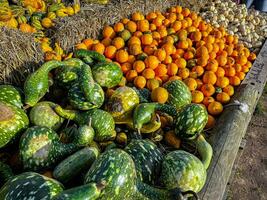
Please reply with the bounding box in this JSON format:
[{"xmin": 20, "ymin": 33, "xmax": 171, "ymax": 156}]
[
  {"xmin": 53, "ymin": 182, "xmax": 104, "ymax": 200},
  {"xmin": 0, "ymin": 101, "xmax": 29, "ymax": 148},
  {"xmin": 68, "ymin": 64, "xmax": 104, "ymax": 110},
  {"xmin": 74, "ymin": 49, "xmax": 106, "ymax": 64},
  {"xmin": 160, "ymin": 150, "xmax": 207, "ymax": 193},
  {"xmin": 124, "ymin": 139, "xmax": 163, "ymax": 185},
  {"xmin": 84, "ymin": 149, "xmax": 137, "ymax": 200},
  {"xmin": 0, "ymin": 85, "xmax": 23, "ymax": 108},
  {"xmin": 55, "ymin": 58, "xmax": 84, "ymax": 86},
  {"xmin": 0, "ymin": 162, "xmax": 13, "ymax": 187},
  {"xmin": 163, "ymin": 80, "xmax": 192, "ymax": 110},
  {"xmin": 19, "ymin": 126, "xmax": 79, "ymax": 171},
  {"xmin": 53, "ymin": 147, "xmax": 99, "ymax": 184},
  {"xmin": 0, "ymin": 172, "xmax": 63, "ymax": 200},
  {"xmin": 54, "ymin": 105, "xmax": 116, "ymax": 142},
  {"xmin": 29, "ymin": 101, "xmax": 64, "ymax": 130},
  {"xmin": 24, "ymin": 60, "xmax": 64, "ymax": 107}
]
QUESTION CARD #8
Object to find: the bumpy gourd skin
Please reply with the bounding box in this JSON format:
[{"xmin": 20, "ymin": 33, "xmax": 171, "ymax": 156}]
[
  {"xmin": 0, "ymin": 85, "xmax": 23, "ymax": 108},
  {"xmin": 19, "ymin": 126, "xmax": 79, "ymax": 171},
  {"xmin": 24, "ymin": 60, "xmax": 64, "ymax": 107},
  {"xmin": 0, "ymin": 101, "xmax": 29, "ymax": 148}
]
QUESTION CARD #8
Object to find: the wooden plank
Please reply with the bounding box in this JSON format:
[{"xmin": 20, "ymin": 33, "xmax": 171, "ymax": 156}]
[{"xmin": 199, "ymin": 39, "xmax": 267, "ymax": 200}]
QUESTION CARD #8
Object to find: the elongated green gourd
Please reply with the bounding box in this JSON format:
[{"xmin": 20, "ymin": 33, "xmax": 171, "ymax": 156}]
[
  {"xmin": 53, "ymin": 147, "xmax": 99, "ymax": 183},
  {"xmin": 0, "ymin": 172, "xmax": 63, "ymax": 200},
  {"xmin": 74, "ymin": 49, "xmax": 106, "ymax": 64},
  {"xmin": 24, "ymin": 60, "xmax": 64, "ymax": 107},
  {"xmin": 54, "ymin": 105, "xmax": 116, "ymax": 142},
  {"xmin": 0, "ymin": 101, "xmax": 29, "ymax": 148},
  {"xmin": 53, "ymin": 182, "xmax": 105, "ymax": 200},
  {"xmin": 19, "ymin": 126, "xmax": 80, "ymax": 171},
  {"xmin": 0, "ymin": 85, "xmax": 23, "ymax": 108}
]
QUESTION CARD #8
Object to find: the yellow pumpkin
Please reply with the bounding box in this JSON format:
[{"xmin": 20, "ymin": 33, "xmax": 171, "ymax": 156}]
[
  {"xmin": 5, "ymin": 17, "xmax": 18, "ymax": 28},
  {"xmin": 0, "ymin": 6, "xmax": 12, "ymax": 22},
  {"xmin": 47, "ymin": 12, "xmax": 57, "ymax": 20},
  {"xmin": 65, "ymin": 6, "xmax": 75, "ymax": 15}
]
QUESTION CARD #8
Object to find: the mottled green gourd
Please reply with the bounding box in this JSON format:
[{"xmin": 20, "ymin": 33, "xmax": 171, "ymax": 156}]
[
  {"xmin": 54, "ymin": 105, "xmax": 116, "ymax": 142},
  {"xmin": 125, "ymin": 139, "xmax": 163, "ymax": 185},
  {"xmin": 84, "ymin": 149, "xmax": 137, "ymax": 200},
  {"xmin": 105, "ymin": 86, "xmax": 139, "ymax": 122},
  {"xmin": 0, "ymin": 172, "xmax": 63, "ymax": 200},
  {"xmin": 74, "ymin": 120, "xmax": 95, "ymax": 146},
  {"xmin": 0, "ymin": 85, "xmax": 23, "ymax": 108},
  {"xmin": 160, "ymin": 150, "xmax": 206, "ymax": 193},
  {"xmin": 53, "ymin": 183, "xmax": 105, "ymax": 200},
  {"xmin": 0, "ymin": 162, "xmax": 13, "ymax": 187},
  {"xmin": 53, "ymin": 147, "xmax": 99, "ymax": 184},
  {"xmin": 70, "ymin": 64, "xmax": 104, "ymax": 110},
  {"xmin": 163, "ymin": 80, "xmax": 192, "ymax": 110},
  {"xmin": 24, "ymin": 60, "xmax": 64, "ymax": 107},
  {"xmin": 19, "ymin": 126, "xmax": 79, "ymax": 171},
  {"xmin": 133, "ymin": 103, "xmax": 176, "ymax": 132},
  {"xmin": 29, "ymin": 101, "xmax": 64, "ymax": 130},
  {"xmin": 74, "ymin": 49, "xmax": 106, "ymax": 64},
  {"xmin": 92, "ymin": 62, "xmax": 123, "ymax": 88},
  {"xmin": 132, "ymin": 87, "xmax": 151, "ymax": 103},
  {"xmin": 174, "ymin": 103, "xmax": 208, "ymax": 140},
  {"xmin": 0, "ymin": 101, "xmax": 29, "ymax": 148},
  {"xmin": 55, "ymin": 58, "xmax": 84, "ymax": 86}
]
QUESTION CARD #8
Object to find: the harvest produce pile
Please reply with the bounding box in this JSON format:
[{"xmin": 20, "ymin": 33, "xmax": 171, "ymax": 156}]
[
  {"xmin": 0, "ymin": 1, "xmax": 266, "ymax": 199},
  {"xmin": 0, "ymin": 0, "xmax": 79, "ymax": 39}
]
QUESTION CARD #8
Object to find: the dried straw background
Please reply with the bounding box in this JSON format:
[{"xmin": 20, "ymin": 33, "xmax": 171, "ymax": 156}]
[
  {"xmin": 51, "ymin": 0, "xmax": 207, "ymax": 52},
  {"xmin": 0, "ymin": 27, "xmax": 43, "ymax": 86}
]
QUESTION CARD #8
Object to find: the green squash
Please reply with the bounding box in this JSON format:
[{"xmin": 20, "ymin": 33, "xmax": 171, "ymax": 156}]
[
  {"xmin": 53, "ymin": 147, "xmax": 99, "ymax": 184},
  {"xmin": 105, "ymin": 86, "xmax": 139, "ymax": 122},
  {"xmin": 53, "ymin": 183, "xmax": 104, "ymax": 200},
  {"xmin": 174, "ymin": 103, "xmax": 208, "ymax": 140},
  {"xmin": 163, "ymin": 80, "xmax": 192, "ymax": 110},
  {"xmin": 74, "ymin": 49, "xmax": 106, "ymax": 64},
  {"xmin": 0, "ymin": 101, "xmax": 29, "ymax": 148},
  {"xmin": 68, "ymin": 82, "xmax": 104, "ymax": 110},
  {"xmin": 0, "ymin": 172, "xmax": 63, "ymax": 200},
  {"xmin": 24, "ymin": 60, "xmax": 64, "ymax": 107},
  {"xmin": 0, "ymin": 162, "xmax": 13, "ymax": 187},
  {"xmin": 19, "ymin": 126, "xmax": 79, "ymax": 171},
  {"xmin": 84, "ymin": 149, "xmax": 137, "ymax": 200},
  {"xmin": 0, "ymin": 85, "xmax": 23, "ymax": 108},
  {"xmin": 92, "ymin": 62, "xmax": 123, "ymax": 88},
  {"xmin": 160, "ymin": 150, "xmax": 206, "ymax": 193},
  {"xmin": 54, "ymin": 105, "xmax": 116, "ymax": 142},
  {"xmin": 125, "ymin": 139, "xmax": 163, "ymax": 185},
  {"xmin": 29, "ymin": 101, "xmax": 64, "ymax": 130}
]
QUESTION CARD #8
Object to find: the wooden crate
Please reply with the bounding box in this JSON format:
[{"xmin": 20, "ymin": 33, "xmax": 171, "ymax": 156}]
[{"xmin": 199, "ymin": 40, "xmax": 267, "ymax": 200}]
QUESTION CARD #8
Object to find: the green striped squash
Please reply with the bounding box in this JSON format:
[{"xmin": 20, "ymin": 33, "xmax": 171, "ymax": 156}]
[
  {"xmin": 174, "ymin": 103, "xmax": 208, "ymax": 140},
  {"xmin": 0, "ymin": 172, "xmax": 63, "ymax": 199},
  {"xmin": 163, "ymin": 80, "xmax": 192, "ymax": 110},
  {"xmin": 84, "ymin": 149, "xmax": 136, "ymax": 200},
  {"xmin": 160, "ymin": 150, "xmax": 206, "ymax": 193}
]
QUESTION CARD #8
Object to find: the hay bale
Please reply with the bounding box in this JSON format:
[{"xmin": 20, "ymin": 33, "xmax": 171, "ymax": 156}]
[
  {"xmin": 0, "ymin": 27, "xmax": 43, "ymax": 86},
  {"xmin": 50, "ymin": 0, "xmax": 176, "ymax": 51}
]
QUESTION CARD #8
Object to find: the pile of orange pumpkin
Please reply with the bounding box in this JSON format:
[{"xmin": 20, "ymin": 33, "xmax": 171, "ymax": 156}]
[{"xmin": 74, "ymin": 6, "xmax": 257, "ymax": 129}]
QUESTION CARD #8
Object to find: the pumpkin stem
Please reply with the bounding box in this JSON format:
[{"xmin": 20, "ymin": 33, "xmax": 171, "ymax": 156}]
[{"xmin": 196, "ymin": 134, "xmax": 213, "ymax": 170}]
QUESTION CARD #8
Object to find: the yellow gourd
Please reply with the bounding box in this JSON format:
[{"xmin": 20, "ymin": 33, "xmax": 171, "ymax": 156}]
[
  {"xmin": 65, "ymin": 6, "xmax": 74, "ymax": 15},
  {"xmin": 47, "ymin": 12, "xmax": 56, "ymax": 20},
  {"xmin": 56, "ymin": 9, "xmax": 68, "ymax": 17},
  {"xmin": 41, "ymin": 42, "xmax": 53, "ymax": 53},
  {"xmin": 19, "ymin": 23, "xmax": 33, "ymax": 33},
  {"xmin": 54, "ymin": 43, "xmax": 64, "ymax": 56},
  {"xmin": 5, "ymin": 17, "xmax": 18, "ymax": 28},
  {"xmin": 0, "ymin": 6, "xmax": 12, "ymax": 22},
  {"xmin": 73, "ymin": 4, "xmax": 80, "ymax": 14},
  {"xmin": 41, "ymin": 17, "xmax": 54, "ymax": 28}
]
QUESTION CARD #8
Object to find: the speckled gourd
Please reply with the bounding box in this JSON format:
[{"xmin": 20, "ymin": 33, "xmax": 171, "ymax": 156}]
[
  {"xmin": 0, "ymin": 172, "xmax": 63, "ymax": 199},
  {"xmin": 19, "ymin": 126, "xmax": 80, "ymax": 171},
  {"xmin": 0, "ymin": 85, "xmax": 23, "ymax": 108},
  {"xmin": 0, "ymin": 101, "xmax": 29, "ymax": 148}
]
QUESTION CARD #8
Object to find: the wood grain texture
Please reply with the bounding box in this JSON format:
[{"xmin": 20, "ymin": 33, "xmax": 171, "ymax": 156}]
[{"xmin": 200, "ymin": 39, "xmax": 267, "ymax": 200}]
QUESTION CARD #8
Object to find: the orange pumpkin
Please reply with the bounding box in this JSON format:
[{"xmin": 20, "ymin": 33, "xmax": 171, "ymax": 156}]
[
  {"xmin": 201, "ymin": 83, "xmax": 215, "ymax": 97},
  {"xmin": 208, "ymin": 101, "xmax": 223, "ymax": 115}
]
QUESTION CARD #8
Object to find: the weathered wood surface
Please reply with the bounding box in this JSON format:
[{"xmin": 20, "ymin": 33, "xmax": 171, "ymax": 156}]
[{"xmin": 199, "ymin": 39, "xmax": 267, "ymax": 200}]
